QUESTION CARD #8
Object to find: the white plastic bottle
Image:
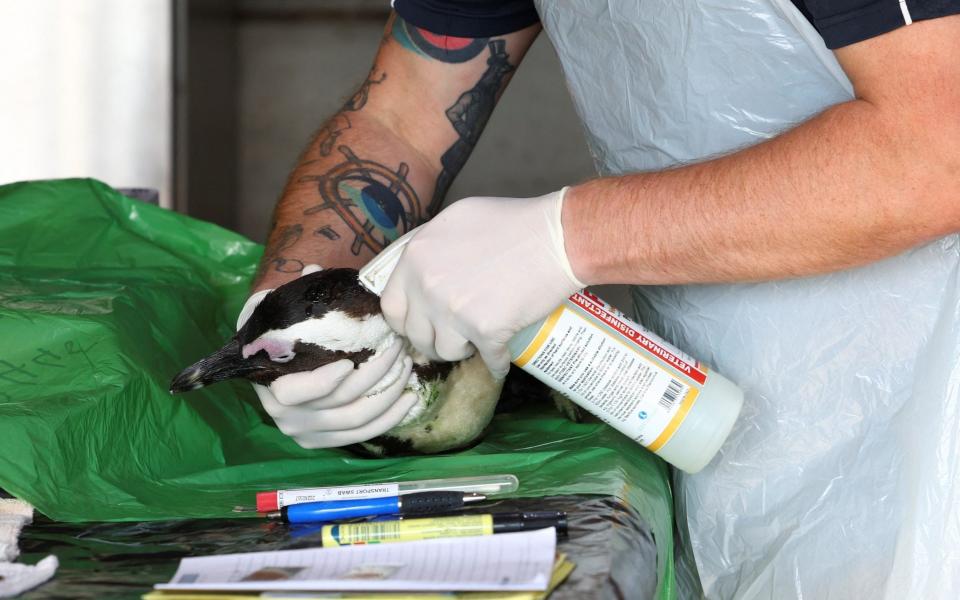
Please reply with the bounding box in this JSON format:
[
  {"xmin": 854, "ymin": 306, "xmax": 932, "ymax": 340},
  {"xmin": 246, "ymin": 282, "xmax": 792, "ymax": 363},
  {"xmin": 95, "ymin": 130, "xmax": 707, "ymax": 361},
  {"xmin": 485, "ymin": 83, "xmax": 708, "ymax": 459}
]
[
  {"xmin": 505, "ymin": 290, "xmax": 742, "ymax": 473},
  {"xmin": 359, "ymin": 232, "xmax": 743, "ymax": 473}
]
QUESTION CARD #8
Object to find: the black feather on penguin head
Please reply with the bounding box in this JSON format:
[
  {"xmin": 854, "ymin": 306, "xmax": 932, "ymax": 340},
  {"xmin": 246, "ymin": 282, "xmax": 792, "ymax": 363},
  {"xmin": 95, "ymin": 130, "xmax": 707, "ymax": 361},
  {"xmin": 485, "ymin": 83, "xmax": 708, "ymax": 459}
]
[{"xmin": 169, "ymin": 268, "xmax": 383, "ymax": 393}]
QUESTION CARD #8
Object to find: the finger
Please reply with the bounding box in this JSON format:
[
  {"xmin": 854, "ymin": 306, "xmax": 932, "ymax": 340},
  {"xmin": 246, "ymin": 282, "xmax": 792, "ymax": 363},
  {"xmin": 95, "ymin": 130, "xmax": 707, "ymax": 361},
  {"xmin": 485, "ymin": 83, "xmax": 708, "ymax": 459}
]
[
  {"xmin": 304, "ymin": 356, "xmax": 414, "ymax": 431},
  {"xmin": 293, "ymin": 390, "xmax": 421, "ymax": 449},
  {"xmin": 474, "ymin": 340, "xmax": 512, "ymax": 380},
  {"xmin": 317, "ymin": 338, "xmax": 406, "ymax": 408},
  {"xmin": 379, "ymin": 282, "xmax": 409, "ymax": 335},
  {"xmin": 269, "ymin": 359, "xmax": 355, "ymax": 406},
  {"xmin": 255, "ymin": 383, "xmax": 343, "ymax": 440},
  {"xmin": 433, "ymin": 327, "xmax": 474, "ymax": 362},
  {"xmin": 403, "ymin": 309, "xmax": 442, "ymax": 362},
  {"xmin": 251, "ymin": 382, "xmax": 288, "ymax": 423}
]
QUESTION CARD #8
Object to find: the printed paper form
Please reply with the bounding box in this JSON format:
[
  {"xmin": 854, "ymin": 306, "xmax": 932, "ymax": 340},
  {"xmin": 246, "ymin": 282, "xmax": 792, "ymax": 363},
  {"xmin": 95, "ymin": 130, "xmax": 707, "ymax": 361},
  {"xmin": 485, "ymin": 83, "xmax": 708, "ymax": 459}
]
[{"xmin": 156, "ymin": 528, "xmax": 556, "ymax": 593}]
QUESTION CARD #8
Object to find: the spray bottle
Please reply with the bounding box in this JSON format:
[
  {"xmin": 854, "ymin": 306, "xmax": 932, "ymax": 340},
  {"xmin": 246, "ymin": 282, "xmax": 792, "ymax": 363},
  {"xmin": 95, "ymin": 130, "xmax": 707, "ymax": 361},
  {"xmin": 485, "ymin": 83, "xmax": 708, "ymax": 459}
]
[{"xmin": 359, "ymin": 231, "xmax": 743, "ymax": 473}]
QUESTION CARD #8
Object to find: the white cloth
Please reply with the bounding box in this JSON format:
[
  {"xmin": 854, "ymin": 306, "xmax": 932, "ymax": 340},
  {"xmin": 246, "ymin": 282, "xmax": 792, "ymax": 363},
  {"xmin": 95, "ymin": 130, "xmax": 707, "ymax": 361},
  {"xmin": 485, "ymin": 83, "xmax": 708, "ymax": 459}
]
[
  {"xmin": 535, "ymin": 0, "xmax": 960, "ymax": 598},
  {"xmin": 0, "ymin": 499, "xmax": 57, "ymax": 597},
  {"xmin": 0, "ymin": 499, "xmax": 31, "ymax": 563},
  {"xmin": 0, "ymin": 556, "xmax": 59, "ymax": 598}
]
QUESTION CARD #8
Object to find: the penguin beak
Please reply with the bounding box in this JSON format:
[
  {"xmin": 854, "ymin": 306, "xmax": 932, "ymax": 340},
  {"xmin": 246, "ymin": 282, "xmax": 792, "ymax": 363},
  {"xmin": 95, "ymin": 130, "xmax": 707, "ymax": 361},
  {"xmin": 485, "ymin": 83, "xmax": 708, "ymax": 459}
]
[{"xmin": 169, "ymin": 338, "xmax": 265, "ymax": 393}]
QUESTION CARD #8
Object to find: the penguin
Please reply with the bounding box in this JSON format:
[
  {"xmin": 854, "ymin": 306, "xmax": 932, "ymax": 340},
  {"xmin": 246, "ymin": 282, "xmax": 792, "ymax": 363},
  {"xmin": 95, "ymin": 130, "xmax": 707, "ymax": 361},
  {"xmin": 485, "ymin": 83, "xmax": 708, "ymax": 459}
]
[{"xmin": 169, "ymin": 268, "xmax": 504, "ymax": 456}]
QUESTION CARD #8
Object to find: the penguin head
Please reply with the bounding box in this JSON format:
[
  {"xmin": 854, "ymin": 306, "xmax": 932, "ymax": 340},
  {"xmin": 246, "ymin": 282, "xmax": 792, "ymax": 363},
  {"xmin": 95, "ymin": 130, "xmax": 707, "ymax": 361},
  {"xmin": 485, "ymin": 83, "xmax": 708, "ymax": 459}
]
[{"xmin": 169, "ymin": 268, "xmax": 390, "ymax": 393}]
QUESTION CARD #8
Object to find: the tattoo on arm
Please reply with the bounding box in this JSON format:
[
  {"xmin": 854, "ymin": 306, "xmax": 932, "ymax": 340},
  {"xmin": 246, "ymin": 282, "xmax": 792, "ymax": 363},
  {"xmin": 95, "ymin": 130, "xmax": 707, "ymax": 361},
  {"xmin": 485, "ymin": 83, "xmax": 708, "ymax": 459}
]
[
  {"xmin": 259, "ymin": 224, "xmax": 305, "ymax": 276},
  {"xmin": 273, "ymin": 23, "xmax": 516, "ymax": 269},
  {"xmin": 430, "ymin": 40, "xmax": 514, "ymax": 215},
  {"xmin": 310, "ymin": 65, "xmax": 381, "ymax": 164},
  {"xmin": 301, "ymin": 145, "xmax": 424, "ymax": 256},
  {"xmin": 315, "ymin": 114, "xmax": 352, "ymax": 157},
  {"xmin": 388, "ymin": 16, "xmax": 516, "ymax": 212},
  {"xmin": 315, "ymin": 225, "xmax": 341, "ymax": 240},
  {"xmin": 390, "ymin": 16, "xmax": 489, "ymax": 63},
  {"xmin": 343, "ymin": 68, "xmax": 387, "ymax": 112}
]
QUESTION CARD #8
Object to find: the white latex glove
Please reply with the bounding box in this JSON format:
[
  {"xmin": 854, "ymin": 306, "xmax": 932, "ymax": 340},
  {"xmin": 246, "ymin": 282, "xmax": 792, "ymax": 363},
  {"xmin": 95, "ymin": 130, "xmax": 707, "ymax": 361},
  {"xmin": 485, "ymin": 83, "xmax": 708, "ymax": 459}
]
[
  {"xmin": 239, "ymin": 265, "xmax": 418, "ymax": 449},
  {"xmin": 380, "ymin": 189, "xmax": 585, "ymax": 379}
]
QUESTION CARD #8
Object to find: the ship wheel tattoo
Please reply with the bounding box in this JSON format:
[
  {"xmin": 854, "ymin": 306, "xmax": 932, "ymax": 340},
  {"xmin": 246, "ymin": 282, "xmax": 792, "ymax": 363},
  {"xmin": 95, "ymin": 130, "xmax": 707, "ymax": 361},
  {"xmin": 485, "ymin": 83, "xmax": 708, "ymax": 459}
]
[{"xmin": 301, "ymin": 145, "xmax": 424, "ymax": 255}]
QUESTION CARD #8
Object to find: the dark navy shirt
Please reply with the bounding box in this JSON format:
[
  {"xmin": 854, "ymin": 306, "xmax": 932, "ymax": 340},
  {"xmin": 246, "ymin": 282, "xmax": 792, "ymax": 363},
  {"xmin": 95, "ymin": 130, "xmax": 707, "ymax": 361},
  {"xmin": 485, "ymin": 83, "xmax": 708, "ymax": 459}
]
[{"xmin": 393, "ymin": 0, "xmax": 960, "ymax": 48}]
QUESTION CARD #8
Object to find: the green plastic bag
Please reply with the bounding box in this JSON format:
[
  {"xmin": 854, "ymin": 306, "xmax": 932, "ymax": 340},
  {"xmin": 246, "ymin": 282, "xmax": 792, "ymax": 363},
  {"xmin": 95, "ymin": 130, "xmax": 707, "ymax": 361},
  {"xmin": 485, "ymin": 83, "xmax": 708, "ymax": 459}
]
[{"xmin": 0, "ymin": 179, "xmax": 675, "ymax": 598}]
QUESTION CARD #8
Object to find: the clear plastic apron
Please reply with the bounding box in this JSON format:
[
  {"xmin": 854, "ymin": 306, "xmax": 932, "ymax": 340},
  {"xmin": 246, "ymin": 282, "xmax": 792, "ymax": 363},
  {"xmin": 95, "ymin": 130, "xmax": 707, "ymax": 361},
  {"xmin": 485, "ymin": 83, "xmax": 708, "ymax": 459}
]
[{"xmin": 534, "ymin": 1, "xmax": 960, "ymax": 598}]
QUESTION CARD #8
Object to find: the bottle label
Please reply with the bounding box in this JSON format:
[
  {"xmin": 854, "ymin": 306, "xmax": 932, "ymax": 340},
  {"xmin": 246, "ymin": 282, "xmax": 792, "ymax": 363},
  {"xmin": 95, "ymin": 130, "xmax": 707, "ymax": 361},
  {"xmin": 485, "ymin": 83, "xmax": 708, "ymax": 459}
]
[
  {"xmin": 276, "ymin": 483, "xmax": 399, "ymax": 508},
  {"xmin": 515, "ymin": 292, "xmax": 703, "ymax": 450},
  {"xmin": 321, "ymin": 515, "xmax": 494, "ymax": 546}
]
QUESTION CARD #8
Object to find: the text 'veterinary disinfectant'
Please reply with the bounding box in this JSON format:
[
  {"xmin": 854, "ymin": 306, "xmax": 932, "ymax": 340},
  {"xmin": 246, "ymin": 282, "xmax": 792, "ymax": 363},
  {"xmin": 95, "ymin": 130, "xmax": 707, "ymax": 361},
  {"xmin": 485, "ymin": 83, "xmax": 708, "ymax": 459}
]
[{"xmin": 506, "ymin": 290, "xmax": 742, "ymax": 472}]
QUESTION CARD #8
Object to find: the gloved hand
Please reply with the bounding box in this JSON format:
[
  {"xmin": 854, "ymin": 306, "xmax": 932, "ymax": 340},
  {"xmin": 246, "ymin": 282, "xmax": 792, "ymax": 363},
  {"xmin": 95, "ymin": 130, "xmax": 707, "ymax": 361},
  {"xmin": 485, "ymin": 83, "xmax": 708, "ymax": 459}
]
[
  {"xmin": 239, "ymin": 265, "xmax": 418, "ymax": 449},
  {"xmin": 380, "ymin": 188, "xmax": 586, "ymax": 379}
]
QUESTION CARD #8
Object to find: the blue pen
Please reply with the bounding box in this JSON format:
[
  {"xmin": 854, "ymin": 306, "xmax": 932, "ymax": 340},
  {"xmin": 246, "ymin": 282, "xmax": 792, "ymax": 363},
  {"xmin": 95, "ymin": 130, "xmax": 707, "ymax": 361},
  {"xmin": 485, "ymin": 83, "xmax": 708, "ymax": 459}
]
[{"xmin": 265, "ymin": 491, "xmax": 486, "ymax": 524}]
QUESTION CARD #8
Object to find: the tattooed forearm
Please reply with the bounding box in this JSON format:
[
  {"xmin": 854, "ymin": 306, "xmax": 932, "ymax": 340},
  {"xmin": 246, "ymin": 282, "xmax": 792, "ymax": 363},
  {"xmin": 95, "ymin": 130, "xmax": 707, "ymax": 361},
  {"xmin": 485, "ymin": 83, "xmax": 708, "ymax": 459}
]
[
  {"xmin": 300, "ymin": 145, "xmax": 424, "ymax": 256},
  {"xmin": 430, "ymin": 40, "xmax": 514, "ymax": 215},
  {"xmin": 254, "ymin": 16, "xmax": 528, "ymax": 291},
  {"xmin": 387, "ymin": 16, "xmax": 516, "ymax": 213}
]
